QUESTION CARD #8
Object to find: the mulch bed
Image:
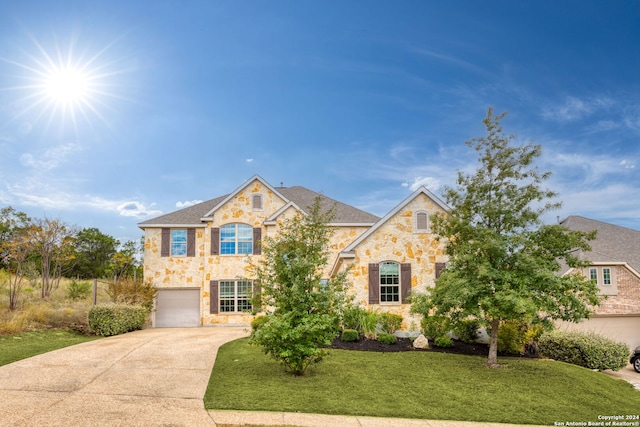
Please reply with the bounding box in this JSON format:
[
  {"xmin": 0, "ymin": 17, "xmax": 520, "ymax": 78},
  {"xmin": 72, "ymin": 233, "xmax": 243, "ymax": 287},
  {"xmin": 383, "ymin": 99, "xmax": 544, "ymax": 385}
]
[{"xmin": 330, "ymin": 337, "xmax": 537, "ymax": 358}]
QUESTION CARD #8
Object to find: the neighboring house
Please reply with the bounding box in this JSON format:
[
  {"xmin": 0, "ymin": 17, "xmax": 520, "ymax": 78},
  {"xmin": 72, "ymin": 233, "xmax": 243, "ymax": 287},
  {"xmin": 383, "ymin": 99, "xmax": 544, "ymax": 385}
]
[
  {"xmin": 138, "ymin": 175, "xmax": 449, "ymax": 330},
  {"xmin": 558, "ymin": 215, "xmax": 640, "ymax": 350}
]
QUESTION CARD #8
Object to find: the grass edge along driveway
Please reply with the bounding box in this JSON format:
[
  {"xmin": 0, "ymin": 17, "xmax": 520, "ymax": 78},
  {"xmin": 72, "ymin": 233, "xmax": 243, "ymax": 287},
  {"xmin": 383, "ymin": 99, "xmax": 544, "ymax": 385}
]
[
  {"xmin": 0, "ymin": 329, "xmax": 100, "ymax": 366},
  {"xmin": 205, "ymin": 338, "xmax": 640, "ymax": 426}
]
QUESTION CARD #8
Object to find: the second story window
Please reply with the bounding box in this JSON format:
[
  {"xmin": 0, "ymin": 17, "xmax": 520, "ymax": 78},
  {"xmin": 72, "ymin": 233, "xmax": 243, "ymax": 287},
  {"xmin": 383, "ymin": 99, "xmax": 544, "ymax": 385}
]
[
  {"xmin": 170, "ymin": 229, "xmax": 187, "ymax": 256},
  {"xmin": 415, "ymin": 211, "xmax": 428, "ymax": 232},
  {"xmin": 220, "ymin": 223, "xmax": 253, "ymax": 254}
]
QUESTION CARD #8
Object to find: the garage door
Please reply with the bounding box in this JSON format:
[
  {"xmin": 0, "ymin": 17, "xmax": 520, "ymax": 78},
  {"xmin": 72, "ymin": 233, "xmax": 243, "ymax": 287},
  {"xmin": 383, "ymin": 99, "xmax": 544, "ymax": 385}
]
[
  {"xmin": 155, "ymin": 288, "xmax": 200, "ymax": 327},
  {"xmin": 558, "ymin": 316, "xmax": 640, "ymax": 350}
]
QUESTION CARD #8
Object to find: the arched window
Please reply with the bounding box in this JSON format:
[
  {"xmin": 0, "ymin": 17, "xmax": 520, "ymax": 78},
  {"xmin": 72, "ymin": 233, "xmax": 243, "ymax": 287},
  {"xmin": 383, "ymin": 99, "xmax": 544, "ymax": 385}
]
[
  {"xmin": 379, "ymin": 262, "xmax": 400, "ymax": 303},
  {"xmin": 220, "ymin": 224, "xmax": 253, "ymax": 254}
]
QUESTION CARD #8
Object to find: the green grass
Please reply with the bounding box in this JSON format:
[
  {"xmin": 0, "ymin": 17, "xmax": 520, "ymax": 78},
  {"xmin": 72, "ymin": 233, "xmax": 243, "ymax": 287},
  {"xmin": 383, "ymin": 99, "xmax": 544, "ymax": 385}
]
[
  {"xmin": 0, "ymin": 329, "xmax": 100, "ymax": 366},
  {"xmin": 205, "ymin": 338, "xmax": 640, "ymax": 425}
]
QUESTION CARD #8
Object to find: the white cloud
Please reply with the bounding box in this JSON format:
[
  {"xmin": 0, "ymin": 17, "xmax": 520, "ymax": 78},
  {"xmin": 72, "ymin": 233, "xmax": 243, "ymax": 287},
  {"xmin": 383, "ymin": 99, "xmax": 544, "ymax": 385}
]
[
  {"xmin": 176, "ymin": 200, "xmax": 203, "ymax": 208},
  {"xmin": 620, "ymin": 159, "xmax": 636, "ymax": 169},
  {"xmin": 117, "ymin": 201, "xmax": 162, "ymax": 218},
  {"xmin": 19, "ymin": 143, "xmax": 81, "ymax": 171},
  {"xmin": 542, "ymin": 96, "xmax": 613, "ymax": 122},
  {"xmin": 402, "ymin": 176, "xmax": 441, "ymax": 192},
  {"xmin": 246, "ymin": 158, "xmax": 254, "ymax": 163}
]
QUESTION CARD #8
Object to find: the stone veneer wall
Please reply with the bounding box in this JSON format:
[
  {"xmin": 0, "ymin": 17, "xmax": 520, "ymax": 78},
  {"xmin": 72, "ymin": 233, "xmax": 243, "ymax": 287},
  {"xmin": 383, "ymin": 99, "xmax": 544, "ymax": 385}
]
[{"xmin": 341, "ymin": 193, "xmax": 448, "ymax": 331}]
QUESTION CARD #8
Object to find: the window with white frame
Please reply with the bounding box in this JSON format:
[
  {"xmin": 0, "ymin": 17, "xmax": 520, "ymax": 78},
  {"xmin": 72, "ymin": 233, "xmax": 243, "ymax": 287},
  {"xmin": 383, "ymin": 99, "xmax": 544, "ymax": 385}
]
[
  {"xmin": 219, "ymin": 280, "xmax": 253, "ymax": 312},
  {"xmin": 603, "ymin": 268, "xmax": 612, "ymax": 285},
  {"xmin": 380, "ymin": 262, "xmax": 400, "ymax": 303},
  {"xmin": 589, "ymin": 268, "xmax": 598, "ymax": 284},
  {"xmin": 220, "ymin": 223, "xmax": 253, "ymax": 254},
  {"xmin": 415, "ymin": 211, "xmax": 428, "ymax": 232},
  {"xmin": 170, "ymin": 229, "xmax": 187, "ymax": 256}
]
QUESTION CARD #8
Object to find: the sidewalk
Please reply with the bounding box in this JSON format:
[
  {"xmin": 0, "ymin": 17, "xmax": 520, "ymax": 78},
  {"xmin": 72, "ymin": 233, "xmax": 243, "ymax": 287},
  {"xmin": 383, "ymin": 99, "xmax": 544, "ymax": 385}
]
[{"xmin": 209, "ymin": 411, "xmax": 548, "ymax": 427}]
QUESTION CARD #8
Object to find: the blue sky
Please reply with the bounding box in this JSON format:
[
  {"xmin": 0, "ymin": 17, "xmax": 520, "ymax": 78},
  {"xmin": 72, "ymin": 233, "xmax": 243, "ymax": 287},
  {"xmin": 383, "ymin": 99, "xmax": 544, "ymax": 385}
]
[{"xmin": 1, "ymin": 1, "xmax": 639, "ymax": 244}]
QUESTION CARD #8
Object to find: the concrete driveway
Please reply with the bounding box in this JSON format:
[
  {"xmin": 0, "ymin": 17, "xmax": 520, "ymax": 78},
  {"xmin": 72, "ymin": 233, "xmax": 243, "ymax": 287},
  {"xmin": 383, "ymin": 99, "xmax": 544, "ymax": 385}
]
[{"xmin": 0, "ymin": 327, "xmax": 248, "ymax": 427}]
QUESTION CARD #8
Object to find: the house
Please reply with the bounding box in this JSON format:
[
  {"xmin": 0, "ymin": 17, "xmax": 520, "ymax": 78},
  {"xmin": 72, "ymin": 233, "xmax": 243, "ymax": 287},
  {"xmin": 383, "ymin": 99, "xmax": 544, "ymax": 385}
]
[
  {"xmin": 557, "ymin": 216, "xmax": 640, "ymax": 350},
  {"xmin": 138, "ymin": 175, "xmax": 449, "ymax": 330}
]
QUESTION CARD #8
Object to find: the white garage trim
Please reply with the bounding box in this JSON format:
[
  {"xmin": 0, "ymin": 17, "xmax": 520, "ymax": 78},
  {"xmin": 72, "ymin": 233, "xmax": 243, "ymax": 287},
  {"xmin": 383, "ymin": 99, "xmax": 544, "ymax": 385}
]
[{"xmin": 154, "ymin": 288, "xmax": 201, "ymax": 327}]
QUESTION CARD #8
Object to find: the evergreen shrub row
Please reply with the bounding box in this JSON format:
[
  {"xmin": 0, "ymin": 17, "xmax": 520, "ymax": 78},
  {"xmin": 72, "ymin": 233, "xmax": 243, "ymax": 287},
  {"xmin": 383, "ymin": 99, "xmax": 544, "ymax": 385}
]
[
  {"xmin": 88, "ymin": 304, "xmax": 148, "ymax": 336},
  {"xmin": 538, "ymin": 330, "xmax": 629, "ymax": 371}
]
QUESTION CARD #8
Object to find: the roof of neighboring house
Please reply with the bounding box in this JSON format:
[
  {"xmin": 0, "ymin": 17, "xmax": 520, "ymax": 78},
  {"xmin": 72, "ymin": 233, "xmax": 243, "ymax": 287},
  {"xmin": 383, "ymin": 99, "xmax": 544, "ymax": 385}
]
[
  {"xmin": 560, "ymin": 215, "xmax": 640, "ymax": 274},
  {"xmin": 138, "ymin": 178, "xmax": 380, "ymax": 228}
]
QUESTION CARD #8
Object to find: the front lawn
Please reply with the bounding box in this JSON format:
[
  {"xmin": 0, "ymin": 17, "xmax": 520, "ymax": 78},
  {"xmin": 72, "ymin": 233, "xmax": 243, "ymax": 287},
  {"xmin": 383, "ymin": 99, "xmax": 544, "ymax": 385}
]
[
  {"xmin": 0, "ymin": 329, "xmax": 100, "ymax": 366},
  {"xmin": 205, "ymin": 338, "xmax": 640, "ymax": 425}
]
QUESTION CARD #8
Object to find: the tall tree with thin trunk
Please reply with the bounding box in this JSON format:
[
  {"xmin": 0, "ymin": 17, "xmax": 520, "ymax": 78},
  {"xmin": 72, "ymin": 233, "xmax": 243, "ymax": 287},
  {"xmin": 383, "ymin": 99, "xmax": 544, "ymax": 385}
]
[
  {"xmin": 29, "ymin": 218, "xmax": 75, "ymax": 298},
  {"xmin": 0, "ymin": 207, "xmax": 35, "ymax": 309},
  {"xmin": 429, "ymin": 108, "xmax": 600, "ymax": 367}
]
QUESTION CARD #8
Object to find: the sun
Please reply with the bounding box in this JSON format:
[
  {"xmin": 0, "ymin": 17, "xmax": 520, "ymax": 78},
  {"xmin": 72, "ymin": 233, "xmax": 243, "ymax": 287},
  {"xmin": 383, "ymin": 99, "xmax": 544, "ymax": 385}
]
[
  {"xmin": 43, "ymin": 66, "xmax": 90, "ymax": 106},
  {"xmin": 2, "ymin": 32, "xmax": 124, "ymax": 135}
]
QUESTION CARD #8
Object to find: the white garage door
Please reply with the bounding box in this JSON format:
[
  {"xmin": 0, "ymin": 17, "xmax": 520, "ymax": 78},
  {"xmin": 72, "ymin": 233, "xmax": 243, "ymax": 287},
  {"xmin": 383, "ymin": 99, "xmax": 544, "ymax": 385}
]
[
  {"xmin": 558, "ymin": 316, "xmax": 640, "ymax": 350},
  {"xmin": 155, "ymin": 288, "xmax": 200, "ymax": 327}
]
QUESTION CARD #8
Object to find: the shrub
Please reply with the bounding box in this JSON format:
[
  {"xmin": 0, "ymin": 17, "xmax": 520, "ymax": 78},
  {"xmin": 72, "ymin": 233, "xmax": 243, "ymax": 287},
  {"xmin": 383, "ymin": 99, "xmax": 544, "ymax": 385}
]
[
  {"xmin": 67, "ymin": 280, "xmax": 92, "ymax": 301},
  {"xmin": 434, "ymin": 335, "xmax": 453, "ymax": 348},
  {"xmin": 341, "ymin": 329, "xmax": 359, "ymax": 342},
  {"xmin": 379, "ymin": 312, "xmax": 403, "ymax": 334},
  {"xmin": 359, "ymin": 309, "xmax": 379, "ymax": 340},
  {"xmin": 421, "ymin": 315, "xmax": 450, "ymax": 341},
  {"xmin": 453, "ymin": 319, "xmax": 480, "ymax": 344},
  {"xmin": 88, "ymin": 304, "xmax": 148, "ymax": 336},
  {"xmin": 342, "ymin": 305, "xmax": 378, "ymax": 339},
  {"xmin": 538, "ymin": 330, "xmax": 629, "ymax": 371},
  {"xmin": 498, "ymin": 319, "xmax": 529, "ymax": 355},
  {"xmin": 251, "ymin": 315, "xmax": 269, "ymax": 332},
  {"xmin": 377, "ymin": 333, "xmax": 397, "ymax": 345},
  {"xmin": 107, "ymin": 279, "xmax": 157, "ymax": 311}
]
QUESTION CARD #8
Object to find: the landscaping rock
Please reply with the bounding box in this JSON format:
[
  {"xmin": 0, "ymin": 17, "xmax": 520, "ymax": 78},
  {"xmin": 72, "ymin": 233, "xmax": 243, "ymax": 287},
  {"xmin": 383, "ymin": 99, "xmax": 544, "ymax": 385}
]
[{"xmin": 413, "ymin": 334, "xmax": 429, "ymax": 349}]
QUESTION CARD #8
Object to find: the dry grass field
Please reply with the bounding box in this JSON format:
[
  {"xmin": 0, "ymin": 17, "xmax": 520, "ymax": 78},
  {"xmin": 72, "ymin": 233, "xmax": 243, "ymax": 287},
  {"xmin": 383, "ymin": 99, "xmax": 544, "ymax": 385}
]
[{"xmin": 0, "ymin": 271, "xmax": 113, "ymax": 335}]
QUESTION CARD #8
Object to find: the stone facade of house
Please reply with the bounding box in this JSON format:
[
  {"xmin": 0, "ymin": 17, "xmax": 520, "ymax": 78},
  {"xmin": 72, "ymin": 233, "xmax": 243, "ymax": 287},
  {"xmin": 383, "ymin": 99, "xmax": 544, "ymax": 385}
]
[{"xmin": 139, "ymin": 175, "xmax": 449, "ymax": 330}]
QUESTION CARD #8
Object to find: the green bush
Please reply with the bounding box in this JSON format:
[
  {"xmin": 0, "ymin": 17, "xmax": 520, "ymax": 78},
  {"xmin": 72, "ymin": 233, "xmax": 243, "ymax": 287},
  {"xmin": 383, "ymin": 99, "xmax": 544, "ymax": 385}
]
[
  {"xmin": 379, "ymin": 312, "xmax": 403, "ymax": 334},
  {"xmin": 251, "ymin": 315, "xmax": 269, "ymax": 332},
  {"xmin": 88, "ymin": 304, "xmax": 148, "ymax": 336},
  {"xmin": 498, "ymin": 319, "xmax": 529, "ymax": 355},
  {"xmin": 377, "ymin": 333, "xmax": 397, "ymax": 345},
  {"xmin": 453, "ymin": 319, "xmax": 480, "ymax": 344},
  {"xmin": 341, "ymin": 329, "xmax": 359, "ymax": 342},
  {"xmin": 434, "ymin": 335, "xmax": 453, "ymax": 348},
  {"xmin": 538, "ymin": 330, "xmax": 629, "ymax": 371},
  {"xmin": 421, "ymin": 315, "xmax": 450, "ymax": 341},
  {"xmin": 342, "ymin": 305, "xmax": 378, "ymax": 339},
  {"xmin": 67, "ymin": 279, "xmax": 92, "ymax": 301}
]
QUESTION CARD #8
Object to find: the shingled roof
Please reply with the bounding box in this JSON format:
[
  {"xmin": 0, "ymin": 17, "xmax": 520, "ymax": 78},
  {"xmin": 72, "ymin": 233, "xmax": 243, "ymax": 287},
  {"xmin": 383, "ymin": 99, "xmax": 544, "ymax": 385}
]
[
  {"xmin": 560, "ymin": 215, "xmax": 640, "ymax": 275},
  {"xmin": 138, "ymin": 183, "xmax": 379, "ymax": 228}
]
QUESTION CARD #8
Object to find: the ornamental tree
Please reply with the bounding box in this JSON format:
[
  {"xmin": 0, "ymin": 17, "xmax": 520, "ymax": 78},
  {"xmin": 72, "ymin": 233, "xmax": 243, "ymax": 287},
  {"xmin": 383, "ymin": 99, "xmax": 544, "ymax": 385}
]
[
  {"xmin": 429, "ymin": 108, "xmax": 599, "ymax": 367},
  {"xmin": 249, "ymin": 197, "xmax": 351, "ymax": 376}
]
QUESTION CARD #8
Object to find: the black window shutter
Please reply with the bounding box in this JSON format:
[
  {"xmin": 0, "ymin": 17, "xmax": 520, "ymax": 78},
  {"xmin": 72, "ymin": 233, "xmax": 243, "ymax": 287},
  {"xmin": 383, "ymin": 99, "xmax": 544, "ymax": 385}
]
[
  {"xmin": 211, "ymin": 228, "xmax": 220, "ymax": 255},
  {"xmin": 435, "ymin": 262, "xmax": 446, "ymax": 279},
  {"xmin": 368, "ymin": 263, "xmax": 379, "ymax": 304},
  {"xmin": 210, "ymin": 280, "xmax": 219, "ymax": 314},
  {"xmin": 401, "ymin": 263, "xmax": 411, "ymax": 303},
  {"xmin": 186, "ymin": 228, "xmax": 195, "ymax": 257},
  {"xmin": 161, "ymin": 228, "xmax": 170, "ymax": 257},
  {"xmin": 253, "ymin": 227, "xmax": 262, "ymax": 255}
]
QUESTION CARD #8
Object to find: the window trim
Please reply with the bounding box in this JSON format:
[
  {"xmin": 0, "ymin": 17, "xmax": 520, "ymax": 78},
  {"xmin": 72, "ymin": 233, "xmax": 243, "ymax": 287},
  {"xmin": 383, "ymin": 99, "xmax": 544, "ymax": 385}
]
[
  {"xmin": 379, "ymin": 261, "xmax": 400, "ymax": 304},
  {"xmin": 218, "ymin": 280, "xmax": 253, "ymax": 313},
  {"xmin": 602, "ymin": 267, "xmax": 612, "ymax": 286},
  {"xmin": 220, "ymin": 223, "xmax": 253, "ymax": 255},
  {"xmin": 170, "ymin": 229, "xmax": 187, "ymax": 256}
]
